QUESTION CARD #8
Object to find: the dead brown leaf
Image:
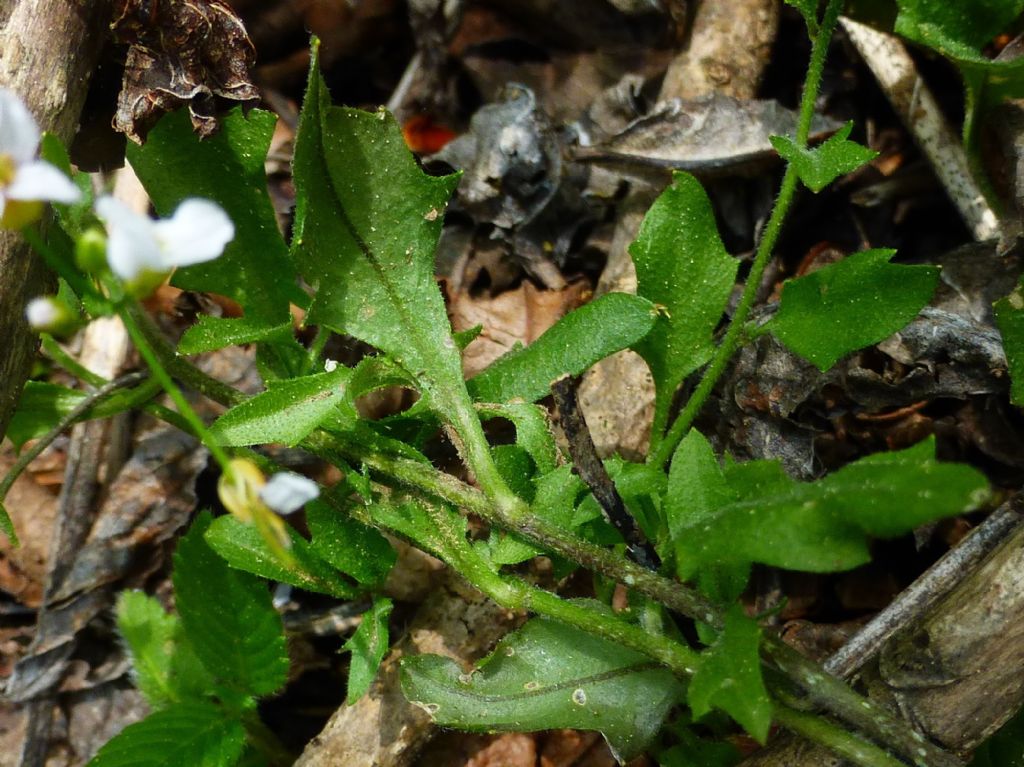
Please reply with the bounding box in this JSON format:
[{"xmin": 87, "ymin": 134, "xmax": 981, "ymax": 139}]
[{"xmin": 111, "ymin": 0, "xmax": 259, "ymax": 142}]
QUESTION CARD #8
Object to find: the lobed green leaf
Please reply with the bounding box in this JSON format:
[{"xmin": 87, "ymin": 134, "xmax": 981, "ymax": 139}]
[
  {"xmin": 768, "ymin": 249, "xmax": 939, "ymax": 371},
  {"xmin": 128, "ymin": 108, "xmax": 302, "ymax": 322},
  {"xmin": 770, "ymin": 122, "xmax": 878, "ymax": 193},
  {"xmin": 688, "ymin": 607, "xmax": 772, "ymax": 743},
  {"xmin": 205, "ymin": 515, "xmax": 359, "ymax": 599},
  {"xmin": 671, "ymin": 434, "xmax": 989, "ymax": 577},
  {"xmin": 629, "ymin": 171, "xmax": 738, "ymax": 440},
  {"xmin": 467, "ymin": 293, "xmax": 657, "ymax": 404},
  {"xmin": 401, "ymin": 616, "xmax": 683, "ymax": 762},
  {"xmin": 343, "ymin": 596, "xmax": 393, "ymax": 703}
]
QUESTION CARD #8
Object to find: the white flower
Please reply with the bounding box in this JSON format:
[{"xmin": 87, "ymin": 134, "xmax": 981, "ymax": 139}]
[
  {"xmin": 25, "ymin": 296, "xmax": 61, "ymax": 330},
  {"xmin": 0, "ymin": 88, "xmax": 81, "ymax": 229},
  {"xmin": 94, "ymin": 195, "xmax": 234, "ymax": 282},
  {"xmin": 259, "ymin": 472, "xmax": 320, "ymax": 515}
]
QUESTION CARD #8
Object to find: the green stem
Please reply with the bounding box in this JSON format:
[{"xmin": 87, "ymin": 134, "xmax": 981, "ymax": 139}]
[
  {"xmin": 422, "ymin": 501, "xmax": 700, "ymax": 673},
  {"xmin": 41, "ymin": 334, "xmax": 106, "ymax": 386},
  {"xmin": 119, "ymin": 302, "xmax": 233, "ymax": 472},
  {"xmin": 131, "ymin": 325, "xmax": 959, "ymax": 767},
  {"xmin": 304, "ymin": 325, "xmax": 331, "ymax": 375},
  {"xmin": 773, "ymin": 706, "xmax": 907, "ymax": 767},
  {"xmin": 650, "ymin": 0, "xmax": 844, "ymax": 468}
]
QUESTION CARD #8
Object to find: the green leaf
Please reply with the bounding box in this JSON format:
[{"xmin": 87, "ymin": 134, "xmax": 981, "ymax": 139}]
[
  {"xmin": 173, "ymin": 513, "xmax": 289, "ymax": 698},
  {"xmin": 629, "ymin": 172, "xmax": 738, "ymax": 440},
  {"xmin": 211, "ymin": 366, "xmax": 354, "ymax": 447},
  {"xmin": 478, "ymin": 403, "xmax": 557, "ymax": 474},
  {"xmin": 994, "ymin": 283, "xmax": 1024, "ymax": 406},
  {"xmin": 292, "ymin": 42, "xmax": 465, "ymax": 419},
  {"xmin": 87, "ymin": 702, "xmax": 245, "ymax": 767},
  {"xmin": 116, "ymin": 591, "xmax": 180, "ymax": 709},
  {"xmin": 401, "ymin": 616, "xmax": 683, "ymax": 762},
  {"xmin": 768, "ymin": 249, "xmax": 939, "ymax": 371},
  {"xmin": 688, "ymin": 607, "xmax": 771, "ymax": 743},
  {"xmin": 128, "ymin": 107, "xmax": 302, "ymax": 321},
  {"xmin": 6, "ymin": 381, "xmax": 155, "ymax": 450},
  {"xmin": 894, "ymin": 0, "xmax": 1024, "ymax": 62},
  {"xmin": 674, "ymin": 437, "xmax": 989, "ymax": 576},
  {"xmin": 770, "ymin": 123, "xmax": 878, "ymax": 193},
  {"xmin": 467, "ymin": 293, "xmax": 657, "ymax": 404},
  {"xmin": 343, "ymin": 596, "xmax": 393, "ymax": 703},
  {"xmin": 306, "ymin": 499, "xmax": 396, "ymax": 586},
  {"xmin": 178, "ymin": 316, "xmax": 294, "ymax": 355},
  {"xmin": 204, "ymin": 516, "xmax": 359, "ymax": 599}
]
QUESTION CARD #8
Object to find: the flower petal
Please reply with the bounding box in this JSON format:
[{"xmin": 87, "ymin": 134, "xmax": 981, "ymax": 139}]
[
  {"xmin": 154, "ymin": 198, "xmax": 234, "ymax": 268},
  {"xmin": 259, "ymin": 472, "xmax": 319, "ymax": 515},
  {"xmin": 25, "ymin": 296, "xmax": 60, "ymax": 330},
  {"xmin": 6, "ymin": 161, "xmax": 81, "ymax": 203},
  {"xmin": 95, "ymin": 196, "xmax": 163, "ymax": 280},
  {"xmin": 0, "ymin": 89, "xmax": 40, "ymax": 164}
]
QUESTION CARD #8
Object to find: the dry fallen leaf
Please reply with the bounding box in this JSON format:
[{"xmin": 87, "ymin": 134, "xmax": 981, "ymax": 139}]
[{"xmin": 111, "ymin": 0, "xmax": 259, "ymax": 142}]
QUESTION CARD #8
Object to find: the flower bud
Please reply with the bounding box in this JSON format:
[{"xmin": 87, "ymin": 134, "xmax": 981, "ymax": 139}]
[
  {"xmin": 25, "ymin": 295, "xmax": 76, "ymax": 336},
  {"xmin": 217, "ymin": 458, "xmax": 295, "ymax": 564},
  {"xmin": 75, "ymin": 227, "xmax": 108, "ymax": 274}
]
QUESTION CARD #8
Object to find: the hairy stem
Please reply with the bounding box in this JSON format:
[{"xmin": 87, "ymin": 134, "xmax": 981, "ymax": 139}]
[{"xmin": 650, "ymin": 0, "xmax": 844, "ymax": 468}]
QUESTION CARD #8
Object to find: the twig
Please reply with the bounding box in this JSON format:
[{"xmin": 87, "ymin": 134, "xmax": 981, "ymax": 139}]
[
  {"xmin": 839, "ymin": 16, "xmax": 1001, "ymax": 241},
  {"xmin": 551, "ymin": 375, "xmax": 659, "ymax": 569},
  {"xmin": 825, "ymin": 497, "xmax": 1024, "ymax": 679}
]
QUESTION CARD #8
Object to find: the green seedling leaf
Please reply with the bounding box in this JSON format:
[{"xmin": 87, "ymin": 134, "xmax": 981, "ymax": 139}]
[
  {"xmin": 478, "ymin": 402, "xmax": 557, "ymax": 474},
  {"xmin": 688, "ymin": 607, "xmax": 771, "ymax": 743},
  {"xmin": 467, "ymin": 293, "xmax": 657, "ymax": 404},
  {"xmin": 178, "ymin": 316, "xmax": 294, "ymax": 355},
  {"xmin": 994, "ymin": 283, "xmax": 1024, "ymax": 406},
  {"xmin": 768, "ymin": 249, "xmax": 939, "ymax": 371},
  {"xmin": 292, "ymin": 41, "xmax": 466, "ymax": 421},
  {"xmin": 673, "ymin": 437, "xmax": 989, "ymax": 577},
  {"xmin": 629, "ymin": 171, "xmax": 738, "ymax": 440},
  {"xmin": 211, "ymin": 366, "xmax": 354, "ymax": 447},
  {"xmin": 205, "ymin": 516, "xmax": 359, "ymax": 599},
  {"xmin": 173, "ymin": 513, "xmax": 289, "ymax": 698},
  {"xmin": 401, "ymin": 616, "xmax": 683, "ymax": 762},
  {"xmin": 770, "ymin": 123, "xmax": 878, "ymax": 193},
  {"xmin": 116, "ymin": 591, "xmax": 180, "ymax": 709},
  {"xmin": 307, "ymin": 499, "xmax": 396, "ymax": 586},
  {"xmin": 343, "ymin": 596, "xmax": 393, "ymax": 703},
  {"xmin": 87, "ymin": 702, "xmax": 245, "ymax": 767},
  {"xmin": 128, "ymin": 108, "xmax": 302, "ymax": 322}
]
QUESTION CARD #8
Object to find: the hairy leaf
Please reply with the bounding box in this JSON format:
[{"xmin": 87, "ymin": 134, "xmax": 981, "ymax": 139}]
[
  {"xmin": 689, "ymin": 607, "xmax": 771, "ymax": 743},
  {"xmin": 178, "ymin": 316, "xmax": 293, "ymax": 355},
  {"xmin": 478, "ymin": 402, "xmax": 557, "ymax": 474},
  {"xmin": 673, "ymin": 437, "xmax": 988, "ymax": 576},
  {"xmin": 292, "ymin": 41, "xmax": 465, "ymax": 421},
  {"xmin": 343, "ymin": 596, "xmax": 393, "ymax": 703},
  {"xmin": 87, "ymin": 702, "xmax": 245, "ymax": 767},
  {"xmin": 306, "ymin": 499, "xmax": 397, "ymax": 586},
  {"xmin": 771, "ymin": 123, "xmax": 878, "ymax": 193},
  {"xmin": 629, "ymin": 171, "xmax": 738, "ymax": 440},
  {"xmin": 173, "ymin": 513, "xmax": 289, "ymax": 698},
  {"xmin": 768, "ymin": 249, "xmax": 938, "ymax": 371},
  {"xmin": 128, "ymin": 108, "xmax": 301, "ymax": 321},
  {"xmin": 467, "ymin": 293, "xmax": 657, "ymax": 404},
  {"xmin": 401, "ymin": 616, "xmax": 683, "ymax": 761},
  {"xmin": 116, "ymin": 591, "xmax": 180, "ymax": 709},
  {"xmin": 205, "ymin": 516, "xmax": 359, "ymax": 599},
  {"xmin": 211, "ymin": 367, "xmax": 354, "ymax": 447}
]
